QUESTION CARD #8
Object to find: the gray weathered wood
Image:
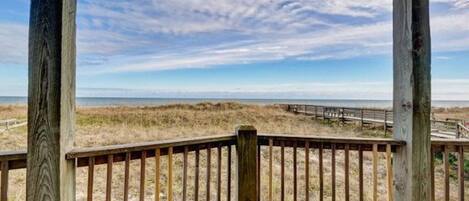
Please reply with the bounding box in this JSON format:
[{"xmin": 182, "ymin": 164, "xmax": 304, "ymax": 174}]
[
  {"xmin": 27, "ymin": 0, "xmax": 76, "ymax": 201},
  {"xmin": 393, "ymin": 0, "xmax": 432, "ymax": 200},
  {"xmin": 236, "ymin": 125, "xmax": 257, "ymax": 201}
]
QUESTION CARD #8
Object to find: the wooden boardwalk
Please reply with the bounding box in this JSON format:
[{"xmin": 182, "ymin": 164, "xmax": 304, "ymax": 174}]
[{"xmin": 284, "ymin": 104, "xmax": 469, "ymax": 139}]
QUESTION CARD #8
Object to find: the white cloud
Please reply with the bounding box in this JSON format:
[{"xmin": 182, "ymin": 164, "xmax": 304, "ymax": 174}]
[{"xmin": 0, "ymin": 22, "xmax": 28, "ymax": 64}]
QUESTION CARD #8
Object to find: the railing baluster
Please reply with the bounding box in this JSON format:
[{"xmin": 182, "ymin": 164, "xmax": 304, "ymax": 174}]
[
  {"xmin": 372, "ymin": 144, "xmax": 378, "ymax": 201},
  {"xmin": 1, "ymin": 161, "xmax": 9, "ymax": 201},
  {"xmin": 305, "ymin": 141, "xmax": 309, "ymax": 201},
  {"xmin": 106, "ymin": 155, "xmax": 113, "ymax": 201},
  {"xmin": 195, "ymin": 148, "xmax": 200, "ymax": 201},
  {"xmin": 124, "ymin": 153, "xmax": 130, "ymax": 201},
  {"xmin": 281, "ymin": 141, "xmax": 285, "ymax": 201},
  {"xmin": 257, "ymin": 144, "xmax": 261, "ymax": 201},
  {"xmin": 359, "ymin": 146, "xmax": 364, "ymax": 201},
  {"xmin": 155, "ymin": 148, "xmax": 160, "ymax": 201},
  {"xmin": 331, "ymin": 144, "xmax": 336, "ymax": 201},
  {"xmin": 206, "ymin": 145, "xmax": 211, "ymax": 201},
  {"xmin": 269, "ymin": 139, "xmax": 273, "ymax": 201},
  {"xmin": 444, "ymin": 146, "xmax": 450, "ymax": 201},
  {"xmin": 168, "ymin": 147, "xmax": 173, "ymax": 201},
  {"xmin": 140, "ymin": 151, "xmax": 146, "ymax": 201},
  {"xmin": 386, "ymin": 144, "xmax": 393, "ymax": 201},
  {"xmin": 458, "ymin": 146, "xmax": 464, "ymax": 201},
  {"xmin": 431, "ymin": 147, "xmax": 435, "ymax": 201},
  {"xmin": 319, "ymin": 143, "xmax": 324, "ymax": 201},
  {"xmin": 344, "ymin": 144, "xmax": 350, "ymax": 201},
  {"xmin": 217, "ymin": 145, "xmax": 222, "ymax": 201},
  {"xmin": 87, "ymin": 157, "xmax": 95, "ymax": 201},
  {"xmin": 293, "ymin": 142, "xmax": 297, "ymax": 201},
  {"xmin": 227, "ymin": 145, "xmax": 231, "ymax": 201},
  {"xmin": 183, "ymin": 147, "xmax": 188, "ymax": 201}
]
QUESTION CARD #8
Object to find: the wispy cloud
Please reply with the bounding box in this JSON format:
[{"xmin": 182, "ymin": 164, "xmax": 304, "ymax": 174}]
[
  {"xmin": 0, "ymin": 22, "xmax": 28, "ymax": 65},
  {"xmin": 0, "ymin": 0, "xmax": 468, "ymax": 73}
]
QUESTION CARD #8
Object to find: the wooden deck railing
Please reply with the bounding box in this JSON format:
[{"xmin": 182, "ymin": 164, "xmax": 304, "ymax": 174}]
[
  {"xmin": 431, "ymin": 139, "xmax": 469, "ymax": 201},
  {"xmin": 1, "ymin": 128, "xmax": 468, "ymax": 200}
]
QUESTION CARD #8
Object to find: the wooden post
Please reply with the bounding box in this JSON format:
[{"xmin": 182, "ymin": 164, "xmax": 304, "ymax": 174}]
[
  {"xmin": 236, "ymin": 125, "xmax": 258, "ymax": 201},
  {"xmin": 393, "ymin": 0, "xmax": 431, "ymax": 200},
  {"xmin": 360, "ymin": 109, "xmax": 364, "ymax": 130},
  {"xmin": 27, "ymin": 0, "xmax": 77, "ymax": 201},
  {"xmin": 384, "ymin": 110, "xmax": 388, "ymax": 135},
  {"xmin": 315, "ymin": 106, "xmax": 318, "ymax": 119}
]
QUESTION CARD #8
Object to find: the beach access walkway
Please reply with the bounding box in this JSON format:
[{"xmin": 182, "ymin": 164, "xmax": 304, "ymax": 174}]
[{"xmin": 284, "ymin": 104, "xmax": 469, "ymax": 139}]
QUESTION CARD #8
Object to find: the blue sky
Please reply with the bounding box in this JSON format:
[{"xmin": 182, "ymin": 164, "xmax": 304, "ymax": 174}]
[{"xmin": 0, "ymin": 0, "xmax": 468, "ymax": 100}]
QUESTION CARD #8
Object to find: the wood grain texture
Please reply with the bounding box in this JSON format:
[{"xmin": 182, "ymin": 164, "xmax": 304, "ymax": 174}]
[
  {"xmin": 393, "ymin": 0, "xmax": 432, "ymax": 200},
  {"xmin": 236, "ymin": 125, "xmax": 257, "ymax": 201},
  {"xmin": 27, "ymin": 0, "xmax": 77, "ymax": 201}
]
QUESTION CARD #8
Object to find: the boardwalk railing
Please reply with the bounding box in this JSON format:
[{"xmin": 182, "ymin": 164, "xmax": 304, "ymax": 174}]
[
  {"xmin": 0, "ymin": 119, "xmax": 27, "ymax": 133},
  {"xmin": 1, "ymin": 126, "xmax": 467, "ymax": 200},
  {"xmin": 284, "ymin": 104, "xmax": 468, "ymax": 139}
]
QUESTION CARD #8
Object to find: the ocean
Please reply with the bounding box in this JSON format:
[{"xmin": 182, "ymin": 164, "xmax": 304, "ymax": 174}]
[{"xmin": 1, "ymin": 96, "xmax": 468, "ymax": 108}]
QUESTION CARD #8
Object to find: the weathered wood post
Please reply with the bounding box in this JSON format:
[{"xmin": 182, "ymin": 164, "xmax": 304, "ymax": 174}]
[
  {"xmin": 27, "ymin": 0, "xmax": 77, "ymax": 201},
  {"xmin": 384, "ymin": 110, "xmax": 388, "ymax": 135},
  {"xmin": 393, "ymin": 0, "xmax": 431, "ymax": 200},
  {"xmin": 360, "ymin": 109, "xmax": 364, "ymax": 130},
  {"xmin": 236, "ymin": 125, "xmax": 258, "ymax": 201}
]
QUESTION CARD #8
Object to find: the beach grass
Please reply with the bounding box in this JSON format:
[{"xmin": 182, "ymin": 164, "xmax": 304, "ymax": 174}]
[{"xmin": 0, "ymin": 102, "xmax": 467, "ymax": 200}]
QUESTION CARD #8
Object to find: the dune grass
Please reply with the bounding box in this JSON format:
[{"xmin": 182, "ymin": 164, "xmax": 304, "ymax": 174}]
[{"xmin": 0, "ymin": 102, "xmax": 467, "ymax": 200}]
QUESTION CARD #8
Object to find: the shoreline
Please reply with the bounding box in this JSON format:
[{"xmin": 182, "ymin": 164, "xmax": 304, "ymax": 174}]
[{"xmin": 1, "ymin": 97, "xmax": 469, "ymax": 108}]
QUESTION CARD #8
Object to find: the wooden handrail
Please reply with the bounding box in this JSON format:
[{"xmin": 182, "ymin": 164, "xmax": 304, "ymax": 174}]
[{"xmin": 66, "ymin": 134, "xmax": 236, "ymax": 159}]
